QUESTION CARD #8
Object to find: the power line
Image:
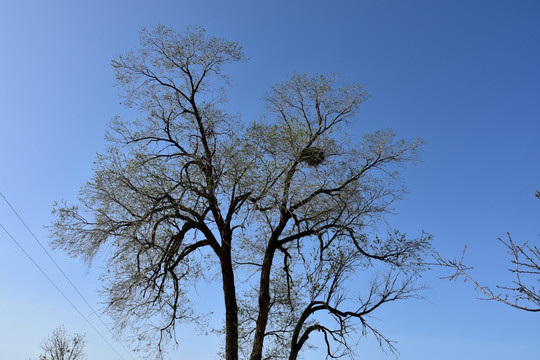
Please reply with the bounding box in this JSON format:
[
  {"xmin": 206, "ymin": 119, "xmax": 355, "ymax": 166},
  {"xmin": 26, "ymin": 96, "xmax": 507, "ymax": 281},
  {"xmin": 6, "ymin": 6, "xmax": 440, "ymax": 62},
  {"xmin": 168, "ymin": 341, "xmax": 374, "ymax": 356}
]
[
  {"xmin": 0, "ymin": 191, "xmax": 137, "ymax": 360},
  {"xmin": 0, "ymin": 222, "xmax": 128, "ymax": 360}
]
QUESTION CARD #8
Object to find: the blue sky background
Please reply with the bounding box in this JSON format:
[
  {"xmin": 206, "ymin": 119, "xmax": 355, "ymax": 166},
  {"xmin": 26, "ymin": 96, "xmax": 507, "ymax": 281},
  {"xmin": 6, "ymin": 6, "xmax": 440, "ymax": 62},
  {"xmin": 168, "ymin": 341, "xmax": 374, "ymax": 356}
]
[{"xmin": 0, "ymin": 1, "xmax": 539, "ymax": 359}]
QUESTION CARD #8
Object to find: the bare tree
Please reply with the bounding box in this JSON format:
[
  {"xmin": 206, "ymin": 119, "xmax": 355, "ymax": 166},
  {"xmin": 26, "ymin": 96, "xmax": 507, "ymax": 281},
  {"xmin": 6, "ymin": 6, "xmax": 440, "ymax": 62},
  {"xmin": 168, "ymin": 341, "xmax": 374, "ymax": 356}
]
[
  {"xmin": 37, "ymin": 326, "xmax": 86, "ymax": 360},
  {"xmin": 436, "ymin": 191, "xmax": 540, "ymax": 312},
  {"xmin": 50, "ymin": 25, "xmax": 431, "ymax": 360}
]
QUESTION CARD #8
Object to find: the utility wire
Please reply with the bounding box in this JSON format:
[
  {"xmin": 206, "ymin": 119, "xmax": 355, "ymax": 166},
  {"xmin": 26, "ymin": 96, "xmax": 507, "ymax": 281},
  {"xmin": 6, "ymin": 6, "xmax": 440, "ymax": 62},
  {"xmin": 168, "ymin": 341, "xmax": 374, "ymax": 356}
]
[
  {"xmin": 0, "ymin": 191, "xmax": 137, "ymax": 360},
  {"xmin": 0, "ymin": 222, "xmax": 127, "ymax": 360}
]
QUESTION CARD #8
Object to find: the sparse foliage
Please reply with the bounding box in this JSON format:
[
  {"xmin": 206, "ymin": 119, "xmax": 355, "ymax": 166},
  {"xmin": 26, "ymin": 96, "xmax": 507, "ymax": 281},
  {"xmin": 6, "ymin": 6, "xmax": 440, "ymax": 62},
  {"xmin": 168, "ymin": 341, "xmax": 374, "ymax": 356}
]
[
  {"xmin": 37, "ymin": 326, "xmax": 86, "ymax": 360},
  {"xmin": 50, "ymin": 25, "xmax": 431, "ymax": 359},
  {"xmin": 436, "ymin": 190, "xmax": 540, "ymax": 312}
]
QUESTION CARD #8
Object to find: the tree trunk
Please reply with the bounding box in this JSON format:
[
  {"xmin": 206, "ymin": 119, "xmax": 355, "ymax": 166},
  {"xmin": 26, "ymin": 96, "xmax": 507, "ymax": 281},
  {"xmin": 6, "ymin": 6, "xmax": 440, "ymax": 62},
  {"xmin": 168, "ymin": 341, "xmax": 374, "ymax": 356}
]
[
  {"xmin": 221, "ymin": 244, "xmax": 239, "ymax": 360},
  {"xmin": 288, "ymin": 305, "xmax": 312, "ymax": 360},
  {"xmin": 249, "ymin": 245, "xmax": 276, "ymax": 360},
  {"xmin": 250, "ymin": 212, "xmax": 291, "ymax": 360}
]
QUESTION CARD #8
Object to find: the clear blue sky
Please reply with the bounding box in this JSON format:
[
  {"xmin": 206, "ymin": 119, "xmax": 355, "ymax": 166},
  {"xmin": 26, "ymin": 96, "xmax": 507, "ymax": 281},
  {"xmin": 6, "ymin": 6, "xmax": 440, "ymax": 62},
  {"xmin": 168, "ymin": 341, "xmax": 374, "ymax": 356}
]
[{"xmin": 1, "ymin": 1, "xmax": 538, "ymax": 359}]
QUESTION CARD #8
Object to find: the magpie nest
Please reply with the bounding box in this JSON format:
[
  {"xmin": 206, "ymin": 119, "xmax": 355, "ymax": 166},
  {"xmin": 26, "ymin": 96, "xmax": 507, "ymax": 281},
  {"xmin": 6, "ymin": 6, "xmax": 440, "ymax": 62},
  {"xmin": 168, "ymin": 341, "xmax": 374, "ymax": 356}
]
[{"xmin": 299, "ymin": 146, "xmax": 326, "ymax": 166}]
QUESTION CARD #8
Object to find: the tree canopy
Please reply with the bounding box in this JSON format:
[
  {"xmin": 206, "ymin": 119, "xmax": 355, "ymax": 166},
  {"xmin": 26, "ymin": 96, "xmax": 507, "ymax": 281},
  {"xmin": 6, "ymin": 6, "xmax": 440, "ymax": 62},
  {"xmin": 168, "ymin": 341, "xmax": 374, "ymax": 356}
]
[
  {"xmin": 50, "ymin": 25, "xmax": 431, "ymax": 360},
  {"xmin": 38, "ymin": 326, "xmax": 86, "ymax": 360}
]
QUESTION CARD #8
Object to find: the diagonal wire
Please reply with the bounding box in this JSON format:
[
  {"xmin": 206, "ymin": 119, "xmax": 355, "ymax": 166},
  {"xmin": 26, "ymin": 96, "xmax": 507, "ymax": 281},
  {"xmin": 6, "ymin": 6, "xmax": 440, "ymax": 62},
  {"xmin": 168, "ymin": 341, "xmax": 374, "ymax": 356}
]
[
  {"xmin": 0, "ymin": 222, "xmax": 127, "ymax": 360},
  {"xmin": 0, "ymin": 191, "xmax": 137, "ymax": 360}
]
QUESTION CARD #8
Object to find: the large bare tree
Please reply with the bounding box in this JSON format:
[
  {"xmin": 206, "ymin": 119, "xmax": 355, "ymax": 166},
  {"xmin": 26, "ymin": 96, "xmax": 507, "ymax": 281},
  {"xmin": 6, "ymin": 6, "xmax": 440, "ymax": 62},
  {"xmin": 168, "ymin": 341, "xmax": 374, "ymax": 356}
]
[{"xmin": 50, "ymin": 25, "xmax": 431, "ymax": 359}]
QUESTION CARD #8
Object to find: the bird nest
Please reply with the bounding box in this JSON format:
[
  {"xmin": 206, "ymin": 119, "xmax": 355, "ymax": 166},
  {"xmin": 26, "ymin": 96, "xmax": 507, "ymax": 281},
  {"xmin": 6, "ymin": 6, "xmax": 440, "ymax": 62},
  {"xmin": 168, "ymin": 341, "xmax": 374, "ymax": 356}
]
[{"xmin": 299, "ymin": 146, "xmax": 326, "ymax": 166}]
